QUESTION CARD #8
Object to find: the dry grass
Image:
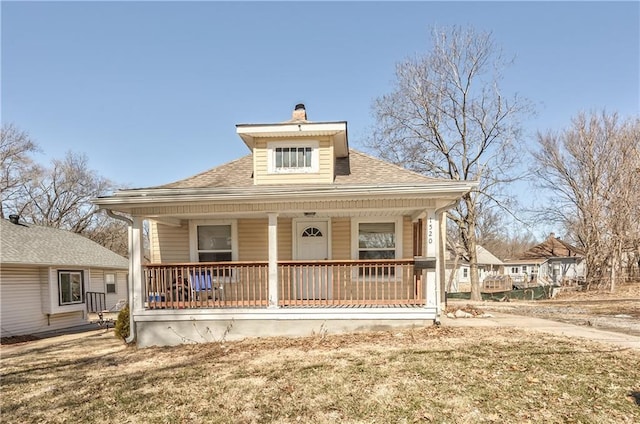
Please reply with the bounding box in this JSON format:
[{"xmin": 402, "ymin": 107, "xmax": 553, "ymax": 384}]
[{"xmin": 2, "ymin": 326, "xmax": 639, "ymax": 423}]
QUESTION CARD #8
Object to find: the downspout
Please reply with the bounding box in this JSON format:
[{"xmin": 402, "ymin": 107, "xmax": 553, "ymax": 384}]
[{"xmin": 105, "ymin": 209, "xmax": 136, "ymax": 344}]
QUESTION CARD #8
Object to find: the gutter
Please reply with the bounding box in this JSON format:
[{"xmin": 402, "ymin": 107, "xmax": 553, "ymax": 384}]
[{"xmin": 105, "ymin": 209, "xmax": 136, "ymax": 344}]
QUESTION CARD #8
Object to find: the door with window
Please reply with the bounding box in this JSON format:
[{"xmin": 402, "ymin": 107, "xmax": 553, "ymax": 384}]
[{"xmin": 295, "ymin": 221, "xmax": 331, "ymax": 300}]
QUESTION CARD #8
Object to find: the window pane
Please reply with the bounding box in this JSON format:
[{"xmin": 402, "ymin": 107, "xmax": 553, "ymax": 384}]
[
  {"xmin": 359, "ymin": 223, "xmax": 395, "ymax": 248},
  {"xmin": 283, "ymin": 148, "xmax": 290, "ymax": 167},
  {"xmin": 60, "ymin": 273, "xmax": 71, "ymax": 303},
  {"xmin": 198, "ymin": 225, "xmax": 231, "ymax": 250},
  {"xmin": 304, "ymin": 148, "xmax": 311, "ymax": 166},
  {"xmin": 275, "ymin": 150, "xmax": 282, "ymax": 168},
  {"xmin": 199, "ymin": 252, "xmax": 232, "ymax": 262},
  {"xmin": 359, "ymin": 250, "xmax": 396, "ymax": 260},
  {"xmin": 71, "ymin": 274, "xmax": 82, "ymax": 302},
  {"xmin": 297, "ymin": 149, "xmax": 304, "ymax": 167}
]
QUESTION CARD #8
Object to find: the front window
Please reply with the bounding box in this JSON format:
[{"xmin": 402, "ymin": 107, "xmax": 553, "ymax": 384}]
[
  {"xmin": 58, "ymin": 270, "xmax": 84, "ymax": 305},
  {"xmin": 462, "ymin": 268, "xmax": 468, "ymax": 278},
  {"xmin": 358, "ymin": 222, "xmax": 396, "ymax": 276},
  {"xmin": 197, "ymin": 225, "xmax": 232, "ymax": 262}
]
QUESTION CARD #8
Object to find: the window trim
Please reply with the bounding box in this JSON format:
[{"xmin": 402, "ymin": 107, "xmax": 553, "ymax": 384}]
[
  {"xmin": 351, "ymin": 217, "xmax": 403, "ymax": 280},
  {"xmin": 58, "ymin": 270, "xmax": 85, "ymax": 306},
  {"xmin": 105, "ymin": 272, "xmax": 117, "ymax": 294},
  {"xmin": 189, "ymin": 220, "xmax": 238, "ymax": 263},
  {"xmin": 267, "ymin": 140, "xmax": 320, "ymax": 174}
]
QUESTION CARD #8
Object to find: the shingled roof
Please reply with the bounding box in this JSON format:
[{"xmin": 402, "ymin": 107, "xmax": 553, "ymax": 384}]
[
  {"xmin": 518, "ymin": 233, "xmax": 584, "ymax": 260},
  {"xmin": 154, "ymin": 149, "xmax": 440, "ymax": 190},
  {"xmin": 1, "ymin": 218, "xmax": 128, "ymax": 269}
]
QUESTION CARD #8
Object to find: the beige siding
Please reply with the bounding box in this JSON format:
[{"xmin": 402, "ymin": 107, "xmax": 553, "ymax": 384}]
[
  {"xmin": 237, "ymin": 219, "xmax": 267, "ymax": 261},
  {"xmin": 253, "ymin": 137, "xmax": 334, "ymax": 185},
  {"xmin": 237, "ymin": 218, "xmax": 292, "ymax": 261},
  {"xmin": 403, "ymin": 216, "xmax": 413, "ymax": 258},
  {"xmin": 150, "ymin": 221, "xmax": 190, "ymax": 263},
  {"xmin": 278, "ymin": 218, "xmax": 293, "ymax": 260},
  {"xmin": 331, "ymin": 218, "xmax": 351, "ymax": 260},
  {"xmin": 1, "ymin": 266, "xmax": 86, "ymax": 338}
]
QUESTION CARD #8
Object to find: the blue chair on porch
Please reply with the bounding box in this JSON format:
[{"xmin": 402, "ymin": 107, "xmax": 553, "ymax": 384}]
[{"xmin": 189, "ymin": 270, "xmax": 222, "ymax": 301}]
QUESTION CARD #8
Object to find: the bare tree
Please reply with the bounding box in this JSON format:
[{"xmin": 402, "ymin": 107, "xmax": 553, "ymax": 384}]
[
  {"xmin": 532, "ymin": 111, "xmax": 640, "ymax": 290},
  {"xmin": 368, "ymin": 26, "xmax": 533, "ymax": 300},
  {"xmin": 17, "ymin": 151, "xmax": 113, "ymax": 232},
  {"xmin": 0, "ymin": 123, "xmax": 41, "ymax": 219}
]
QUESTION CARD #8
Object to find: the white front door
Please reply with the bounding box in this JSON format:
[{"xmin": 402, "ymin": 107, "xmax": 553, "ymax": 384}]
[{"xmin": 295, "ymin": 221, "xmax": 331, "ymax": 300}]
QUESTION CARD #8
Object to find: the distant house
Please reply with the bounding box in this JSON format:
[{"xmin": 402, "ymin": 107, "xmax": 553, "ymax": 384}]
[
  {"xmin": 445, "ymin": 245, "xmax": 503, "ymax": 293},
  {"xmin": 503, "ymin": 232, "xmax": 585, "ymax": 286},
  {"xmin": 93, "ymin": 104, "xmax": 477, "ymax": 347},
  {"xmin": 0, "ymin": 215, "xmax": 128, "ymax": 338}
]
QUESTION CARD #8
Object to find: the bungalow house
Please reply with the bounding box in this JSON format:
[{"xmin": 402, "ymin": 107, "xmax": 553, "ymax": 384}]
[
  {"xmin": 93, "ymin": 104, "xmax": 477, "ymax": 347},
  {"xmin": 503, "ymin": 232, "xmax": 585, "ymax": 287},
  {"xmin": 444, "ymin": 245, "xmax": 503, "ymax": 293},
  {"xmin": 0, "ymin": 215, "xmax": 128, "ymax": 339}
]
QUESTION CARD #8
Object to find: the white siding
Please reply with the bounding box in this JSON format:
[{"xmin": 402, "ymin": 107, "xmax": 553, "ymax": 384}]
[
  {"xmin": 89, "ymin": 269, "xmax": 128, "ymax": 311},
  {"xmin": 1, "ymin": 266, "xmax": 86, "ymax": 338}
]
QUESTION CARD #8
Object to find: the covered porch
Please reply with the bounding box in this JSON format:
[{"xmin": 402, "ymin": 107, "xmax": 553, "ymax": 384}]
[{"xmin": 144, "ymin": 258, "xmax": 430, "ymax": 309}]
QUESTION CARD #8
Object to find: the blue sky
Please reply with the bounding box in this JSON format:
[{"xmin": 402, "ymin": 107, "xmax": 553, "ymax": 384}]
[{"xmin": 2, "ymin": 1, "xmax": 639, "ymax": 196}]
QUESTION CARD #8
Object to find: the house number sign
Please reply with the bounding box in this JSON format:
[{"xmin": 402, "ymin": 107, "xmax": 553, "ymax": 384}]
[{"xmin": 426, "ymin": 212, "xmax": 436, "ymax": 257}]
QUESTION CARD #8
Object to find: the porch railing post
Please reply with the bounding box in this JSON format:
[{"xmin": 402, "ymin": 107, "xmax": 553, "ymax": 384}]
[{"xmin": 267, "ymin": 213, "xmax": 279, "ymax": 308}]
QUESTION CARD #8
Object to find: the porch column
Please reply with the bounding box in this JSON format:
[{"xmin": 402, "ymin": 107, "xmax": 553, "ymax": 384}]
[
  {"xmin": 130, "ymin": 216, "xmax": 145, "ymax": 314},
  {"xmin": 267, "ymin": 213, "xmax": 279, "ymax": 308},
  {"xmin": 425, "ymin": 210, "xmax": 438, "ymax": 309}
]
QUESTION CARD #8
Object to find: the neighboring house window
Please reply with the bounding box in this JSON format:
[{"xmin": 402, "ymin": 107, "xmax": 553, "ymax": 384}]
[
  {"xmin": 58, "ymin": 270, "xmax": 84, "ymax": 305},
  {"xmin": 267, "ymin": 141, "xmax": 319, "ymax": 173},
  {"xmin": 511, "ymin": 267, "xmax": 519, "ymax": 274},
  {"xmin": 105, "ymin": 273, "xmax": 116, "ymax": 294},
  {"xmin": 462, "ymin": 268, "xmax": 468, "ymax": 278},
  {"xmin": 522, "ymin": 265, "xmax": 527, "ymax": 273}
]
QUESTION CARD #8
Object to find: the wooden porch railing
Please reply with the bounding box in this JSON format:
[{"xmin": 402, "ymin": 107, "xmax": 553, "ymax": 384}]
[
  {"xmin": 144, "ymin": 262, "xmax": 269, "ymax": 309},
  {"xmin": 278, "ymin": 260, "xmax": 422, "ymax": 306},
  {"xmin": 143, "ymin": 259, "xmax": 423, "ymax": 310}
]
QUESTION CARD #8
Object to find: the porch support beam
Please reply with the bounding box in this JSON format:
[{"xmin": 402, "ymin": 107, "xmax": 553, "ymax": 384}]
[
  {"xmin": 129, "ymin": 216, "xmax": 145, "ymax": 322},
  {"xmin": 267, "ymin": 213, "xmax": 279, "ymax": 308},
  {"xmin": 424, "ymin": 210, "xmax": 438, "ymax": 310}
]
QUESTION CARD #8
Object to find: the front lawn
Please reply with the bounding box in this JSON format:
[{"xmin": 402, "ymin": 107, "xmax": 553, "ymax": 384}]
[{"xmin": 1, "ymin": 326, "xmax": 638, "ymax": 423}]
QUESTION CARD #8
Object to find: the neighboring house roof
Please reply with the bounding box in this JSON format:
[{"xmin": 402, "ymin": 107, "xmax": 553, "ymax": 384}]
[
  {"xmin": 153, "ymin": 149, "xmax": 440, "ymax": 190},
  {"xmin": 518, "ymin": 233, "xmax": 584, "ymax": 260},
  {"xmin": 0, "ymin": 218, "xmax": 128, "ymax": 269},
  {"xmin": 446, "ymin": 244, "xmax": 503, "ymax": 266}
]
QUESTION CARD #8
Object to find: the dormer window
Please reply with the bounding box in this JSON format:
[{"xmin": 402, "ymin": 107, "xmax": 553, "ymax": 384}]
[{"xmin": 268, "ymin": 141, "xmax": 319, "ymax": 174}]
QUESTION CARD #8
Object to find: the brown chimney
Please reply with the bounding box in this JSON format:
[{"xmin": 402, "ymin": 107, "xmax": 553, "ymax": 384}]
[
  {"xmin": 292, "ymin": 103, "xmax": 307, "ymax": 121},
  {"xmin": 549, "ymin": 232, "xmax": 556, "ymax": 240}
]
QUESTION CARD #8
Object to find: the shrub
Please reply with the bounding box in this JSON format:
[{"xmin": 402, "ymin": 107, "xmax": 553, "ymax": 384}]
[{"xmin": 114, "ymin": 303, "xmax": 130, "ymax": 341}]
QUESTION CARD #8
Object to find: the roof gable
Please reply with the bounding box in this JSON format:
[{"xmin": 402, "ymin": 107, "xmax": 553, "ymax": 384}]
[{"xmin": 1, "ymin": 219, "xmax": 128, "ymax": 269}]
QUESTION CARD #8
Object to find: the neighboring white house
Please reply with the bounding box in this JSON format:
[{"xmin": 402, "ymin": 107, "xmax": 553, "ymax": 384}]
[
  {"xmin": 0, "ymin": 215, "xmax": 128, "ymax": 339},
  {"xmin": 93, "ymin": 104, "xmax": 478, "ymax": 347},
  {"xmin": 445, "ymin": 245, "xmax": 503, "ymax": 293},
  {"xmin": 503, "ymin": 233, "xmax": 585, "ymax": 286}
]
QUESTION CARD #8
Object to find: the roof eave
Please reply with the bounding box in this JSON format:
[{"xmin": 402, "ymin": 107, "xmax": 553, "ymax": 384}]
[{"xmin": 93, "ymin": 181, "xmax": 478, "ymax": 209}]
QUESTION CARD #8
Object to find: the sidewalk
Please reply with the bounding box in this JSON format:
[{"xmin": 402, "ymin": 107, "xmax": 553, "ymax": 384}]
[{"xmin": 440, "ymin": 311, "xmax": 640, "ymax": 350}]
